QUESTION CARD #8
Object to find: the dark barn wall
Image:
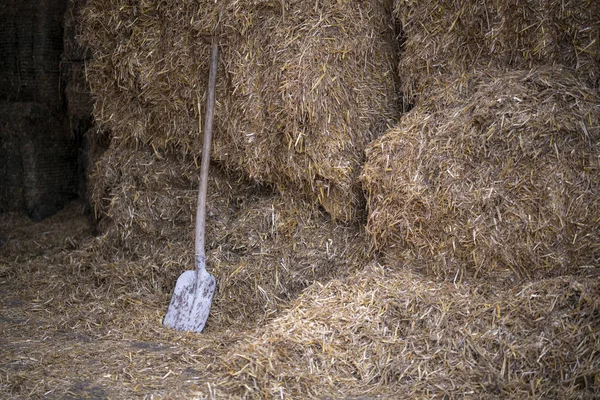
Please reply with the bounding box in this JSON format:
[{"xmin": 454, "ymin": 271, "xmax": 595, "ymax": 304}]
[
  {"xmin": 0, "ymin": 0, "xmax": 84, "ymax": 220},
  {"xmin": 63, "ymin": 0, "xmax": 95, "ymax": 208},
  {"xmin": 0, "ymin": 0, "xmax": 67, "ymax": 103},
  {"xmin": 0, "ymin": 103, "xmax": 78, "ymax": 219}
]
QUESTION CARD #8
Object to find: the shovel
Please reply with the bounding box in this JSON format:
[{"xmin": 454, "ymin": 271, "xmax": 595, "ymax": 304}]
[{"xmin": 163, "ymin": 39, "xmax": 219, "ymax": 333}]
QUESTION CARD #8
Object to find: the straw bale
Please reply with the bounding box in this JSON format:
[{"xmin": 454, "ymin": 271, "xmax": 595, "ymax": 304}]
[
  {"xmin": 79, "ymin": 0, "xmax": 399, "ymax": 222},
  {"xmin": 395, "ymin": 0, "xmax": 600, "ymax": 97},
  {"xmin": 207, "ymin": 263, "xmax": 600, "ymax": 398},
  {"xmin": 88, "ymin": 142, "xmax": 368, "ymax": 327},
  {"xmin": 361, "ymin": 66, "xmax": 600, "ymax": 280}
]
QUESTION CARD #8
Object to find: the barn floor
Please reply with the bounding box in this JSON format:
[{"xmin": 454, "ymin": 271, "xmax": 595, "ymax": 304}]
[
  {"xmin": 1, "ymin": 202, "xmax": 599, "ymax": 399},
  {"xmin": 0, "ymin": 202, "xmax": 236, "ymax": 399}
]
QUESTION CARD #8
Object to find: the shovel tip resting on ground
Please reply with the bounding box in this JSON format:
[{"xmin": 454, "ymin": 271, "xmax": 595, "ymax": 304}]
[{"xmin": 163, "ymin": 269, "xmax": 216, "ymax": 332}]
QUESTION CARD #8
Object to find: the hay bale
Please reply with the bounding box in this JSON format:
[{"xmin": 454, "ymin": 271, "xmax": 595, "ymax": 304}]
[
  {"xmin": 395, "ymin": 0, "xmax": 600, "ymax": 96},
  {"xmin": 88, "ymin": 142, "xmax": 368, "ymax": 327},
  {"xmin": 208, "ymin": 264, "xmax": 600, "ymax": 398},
  {"xmin": 79, "ymin": 0, "xmax": 399, "ymax": 222},
  {"xmin": 88, "ymin": 142, "xmax": 202, "ymax": 243},
  {"xmin": 361, "ymin": 66, "xmax": 600, "ymax": 280}
]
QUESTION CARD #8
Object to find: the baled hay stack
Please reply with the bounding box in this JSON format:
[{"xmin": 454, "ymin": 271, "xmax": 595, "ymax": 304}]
[
  {"xmin": 208, "ymin": 264, "xmax": 600, "ymax": 398},
  {"xmin": 395, "ymin": 0, "xmax": 600, "ymax": 96},
  {"xmin": 80, "ymin": 0, "xmax": 398, "ymax": 222},
  {"xmin": 361, "ymin": 66, "xmax": 600, "ymax": 280},
  {"xmin": 88, "ymin": 143, "xmax": 368, "ymax": 327}
]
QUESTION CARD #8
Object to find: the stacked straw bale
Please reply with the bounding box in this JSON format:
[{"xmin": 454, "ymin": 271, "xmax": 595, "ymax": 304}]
[
  {"xmin": 80, "ymin": 0, "xmax": 399, "ymax": 222},
  {"xmin": 88, "ymin": 143, "xmax": 368, "ymax": 326},
  {"xmin": 209, "ymin": 264, "xmax": 600, "ymax": 398},
  {"xmin": 361, "ymin": 66, "xmax": 600, "ymax": 279},
  {"xmin": 395, "ymin": 0, "xmax": 600, "ymax": 97}
]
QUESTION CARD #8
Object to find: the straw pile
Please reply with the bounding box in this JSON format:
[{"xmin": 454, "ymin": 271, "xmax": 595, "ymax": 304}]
[
  {"xmin": 3, "ymin": 208, "xmax": 598, "ymax": 398},
  {"xmin": 79, "ymin": 0, "xmax": 399, "ymax": 222},
  {"xmin": 88, "ymin": 142, "xmax": 368, "ymax": 327},
  {"xmin": 395, "ymin": 0, "xmax": 600, "ymax": 97},
  {"xmin": 361, "ymin": 66, "xmax": 600, "ymax": 280},
  {"xmin": 208, "ymin": 263, "xmax": 600, "ymax": 398},
  {"xmin": 0, "ymin": 201, "xmax": 91, "ymax": 260}
]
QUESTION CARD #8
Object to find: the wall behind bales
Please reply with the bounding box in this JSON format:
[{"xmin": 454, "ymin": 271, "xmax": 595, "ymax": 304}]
[
  {"xmin": 361, "ymin": 67, "xmax": 600, "ymax": 280},
  {"xmin": 80, "ymin": 0, "xmax": 399, "ymax": 222},
  {"xmin": 0, "ymin": 0, "xmax": 86, "ymax": 219},
  {"xmin": 0, "ymin": 104, "xmax": 78, "ymax": 219},
  {"xmin": 395, "ymin": 0, "xmax": 600, "ymax": 97},
  {"xmin": 0, "ymin": 0, "xmax": 67, "ymax": 103}
]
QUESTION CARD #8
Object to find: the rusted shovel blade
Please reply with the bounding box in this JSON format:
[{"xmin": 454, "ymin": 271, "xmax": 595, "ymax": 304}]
[{"xmin": 163, "ymin": 266, "xmax": 216, "ymax": 332}]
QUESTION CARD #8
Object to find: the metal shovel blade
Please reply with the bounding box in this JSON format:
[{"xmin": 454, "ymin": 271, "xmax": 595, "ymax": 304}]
[{"xmin": 163, "ymin": 265, "xmax": 216, "ymax": 332}]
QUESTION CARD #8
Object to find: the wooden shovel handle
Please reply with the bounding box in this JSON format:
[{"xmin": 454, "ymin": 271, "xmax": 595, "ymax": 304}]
[{"xmin": 196, "ymin": 38, "xmax": 218, "ymax": 268}]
